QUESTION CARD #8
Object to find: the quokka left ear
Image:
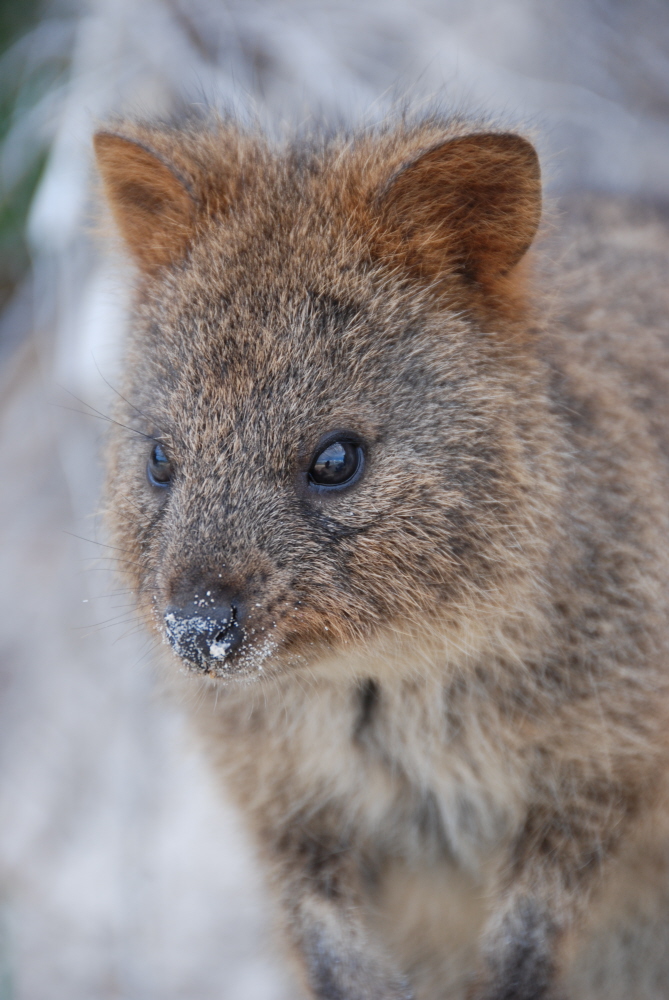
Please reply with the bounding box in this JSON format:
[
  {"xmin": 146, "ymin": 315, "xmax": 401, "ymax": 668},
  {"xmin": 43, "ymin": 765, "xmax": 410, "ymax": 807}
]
[
  {"xmin": 94, "ymin": 132, "xmax": 198, "ymax": 273},
  {"xmin": 375, "ymin": 132, "xmax": 541, "ymax": 288}
]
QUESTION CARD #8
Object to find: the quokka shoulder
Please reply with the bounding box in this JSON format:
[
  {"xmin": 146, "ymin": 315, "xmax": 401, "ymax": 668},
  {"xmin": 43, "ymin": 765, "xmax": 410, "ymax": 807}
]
[{"xmin": 94, "ymin": 114, "xmax": 669, "ymax": 1000}]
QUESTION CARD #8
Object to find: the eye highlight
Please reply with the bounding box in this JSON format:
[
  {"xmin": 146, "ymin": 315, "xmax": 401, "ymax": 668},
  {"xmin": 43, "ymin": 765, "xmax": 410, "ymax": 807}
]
[
  {"xmin": 308, "ymin": 439, "xmax": 364, "ymax": 490},
  {"xmin": 147, "ymin": 443, "xmax": 173, "ymax": 488}
]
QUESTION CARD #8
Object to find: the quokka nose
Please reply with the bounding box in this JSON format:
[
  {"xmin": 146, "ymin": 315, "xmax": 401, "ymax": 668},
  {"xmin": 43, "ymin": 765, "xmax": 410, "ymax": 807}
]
[{"xmin": 163, "ymin": 598, "xmax": 245, "ymax": 668}]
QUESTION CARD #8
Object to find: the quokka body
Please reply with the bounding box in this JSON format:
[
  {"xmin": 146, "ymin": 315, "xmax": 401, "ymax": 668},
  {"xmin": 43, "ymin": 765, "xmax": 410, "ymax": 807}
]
[{"xmin": 95, "ymin": 115, "xmax": 669, "ymax": 999}]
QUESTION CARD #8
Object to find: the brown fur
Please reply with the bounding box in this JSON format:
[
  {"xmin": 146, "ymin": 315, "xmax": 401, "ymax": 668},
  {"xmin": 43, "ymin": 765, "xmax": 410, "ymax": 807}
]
[{"xmin": 94, "ymin": 115, "xmax": 669, "ymax": 999}]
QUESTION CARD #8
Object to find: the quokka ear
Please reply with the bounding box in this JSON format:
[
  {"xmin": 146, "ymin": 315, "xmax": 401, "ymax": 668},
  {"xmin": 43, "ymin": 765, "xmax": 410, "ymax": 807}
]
[
  {"xmin": 94, "ymin": 132, "xmax": 198, "ymax": 273},
  {"xmin": 376, "ymin": 132, "xmax": 541, "ymax": 287}
]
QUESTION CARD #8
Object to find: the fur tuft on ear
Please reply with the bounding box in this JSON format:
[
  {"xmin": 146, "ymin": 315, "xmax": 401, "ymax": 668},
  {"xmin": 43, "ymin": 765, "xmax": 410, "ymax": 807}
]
[
  {"xmin": 376, "ymin": 132, "xmax": 541, "ymax": 289},
  {"xmin": 94, "ymin": 132, "xmax": 197, "ymax": 273}
]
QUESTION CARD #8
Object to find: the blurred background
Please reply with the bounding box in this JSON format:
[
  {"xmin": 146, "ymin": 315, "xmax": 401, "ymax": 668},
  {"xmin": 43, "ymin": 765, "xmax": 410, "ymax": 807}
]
[{"xmin": 0, "ymin": 1, "xmax": 668, "ymax": 997}]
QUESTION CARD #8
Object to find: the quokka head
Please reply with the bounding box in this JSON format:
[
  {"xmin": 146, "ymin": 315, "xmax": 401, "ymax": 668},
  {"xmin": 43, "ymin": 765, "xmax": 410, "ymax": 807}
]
[{"xmin": 95, "ymin": 117, "xmax": 550, "ymax": 682}]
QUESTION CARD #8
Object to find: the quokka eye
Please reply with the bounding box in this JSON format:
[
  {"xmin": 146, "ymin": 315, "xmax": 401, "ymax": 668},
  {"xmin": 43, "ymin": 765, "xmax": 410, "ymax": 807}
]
[
  {"xmin": 308, "ymin": 439, "xmax": 364, "ymax": 489},
  {"xmin": 147, "ymin": 443, "xmax": 173, "ymax": 488}
]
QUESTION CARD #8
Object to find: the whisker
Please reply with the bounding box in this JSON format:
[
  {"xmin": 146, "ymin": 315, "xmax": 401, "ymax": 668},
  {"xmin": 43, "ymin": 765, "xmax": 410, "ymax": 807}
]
[
  {"xmin": 82, "ymin": 589, "xmax": 138, "ymax": 599},
  {"xmin": 87, "ymin": 617, "xmax": 151, "ymax": 635},
  {"xmin": 64, "ymin": 530, "xmax": 135, "ymax": 553},
  {"xmin": 113, "ymin": 623, "xmax": 156, "ymax": 645},
  {"xmin": 118, "ymin": 492, "xmax": 155, "ymax": 525},
  {"xmin": 56, "ymin": 388, "xmax": 155, "ymax": 441},
  {"xmin": 76, "ymin": 611, "xmax": 146, "ymax": 629},
  {"xmin": 91, "ymin": 358, "xmax": 165, "ymax": 434}
]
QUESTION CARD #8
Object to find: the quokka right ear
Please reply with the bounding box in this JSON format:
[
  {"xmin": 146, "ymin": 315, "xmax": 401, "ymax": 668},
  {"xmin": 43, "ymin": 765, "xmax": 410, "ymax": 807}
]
[
  {"xmin": 94, "ymin": 132, "xmax": 198, "ymax": 273},
  {"xmin": 374, "ymin": 132, "xmax": 541, "ymax": 292}
]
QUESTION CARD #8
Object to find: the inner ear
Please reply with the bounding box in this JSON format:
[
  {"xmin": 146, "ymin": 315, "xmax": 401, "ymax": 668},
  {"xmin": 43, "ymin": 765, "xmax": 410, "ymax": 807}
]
[
  {"xmin": 377, "ymin": 132, "xmax": 541, "ymax": 286},
  {"xmin": 94, "ymin": 132, "xmax": 198, "ymax": 273}
]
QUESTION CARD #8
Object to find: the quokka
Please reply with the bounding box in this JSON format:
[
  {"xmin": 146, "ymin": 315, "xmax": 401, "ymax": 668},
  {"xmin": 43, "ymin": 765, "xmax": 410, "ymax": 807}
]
[{"xmin": 94, "ymin": 116, "xmax": 669, "ymax": 1000}]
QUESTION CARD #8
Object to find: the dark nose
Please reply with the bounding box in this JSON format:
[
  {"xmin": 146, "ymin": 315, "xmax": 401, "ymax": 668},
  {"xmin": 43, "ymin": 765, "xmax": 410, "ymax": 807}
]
[{"xmin": 163, "ymin": 594, "xmax": 245, "ymax": 668}]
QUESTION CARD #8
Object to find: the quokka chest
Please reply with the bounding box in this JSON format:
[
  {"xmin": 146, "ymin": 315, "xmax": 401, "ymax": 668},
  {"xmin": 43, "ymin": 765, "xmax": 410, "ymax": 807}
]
[{"xmin": 218, "ymin": 675, "xmax": 526, "ymax": 873}]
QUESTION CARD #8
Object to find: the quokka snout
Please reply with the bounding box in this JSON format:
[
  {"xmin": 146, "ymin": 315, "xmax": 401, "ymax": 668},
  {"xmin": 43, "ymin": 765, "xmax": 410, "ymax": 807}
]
[{"xmin": 95, "ymin": 116, "xmax": 669, "ymax": 999}]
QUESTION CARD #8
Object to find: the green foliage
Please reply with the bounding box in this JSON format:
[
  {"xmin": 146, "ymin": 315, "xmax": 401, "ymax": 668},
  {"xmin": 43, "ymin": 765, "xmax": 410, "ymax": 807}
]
[{"xmin": 0, "ymin": 0, "xmax": 68, "ymax": 309}]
